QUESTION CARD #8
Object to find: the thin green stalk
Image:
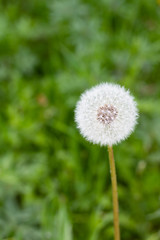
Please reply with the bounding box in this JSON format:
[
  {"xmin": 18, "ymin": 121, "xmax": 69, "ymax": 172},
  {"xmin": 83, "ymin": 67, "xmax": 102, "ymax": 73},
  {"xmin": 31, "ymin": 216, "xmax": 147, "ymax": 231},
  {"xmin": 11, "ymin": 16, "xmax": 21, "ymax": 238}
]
[{"xmin": 108, "ymin": 146, "xmax": 120, "ymax": 240}]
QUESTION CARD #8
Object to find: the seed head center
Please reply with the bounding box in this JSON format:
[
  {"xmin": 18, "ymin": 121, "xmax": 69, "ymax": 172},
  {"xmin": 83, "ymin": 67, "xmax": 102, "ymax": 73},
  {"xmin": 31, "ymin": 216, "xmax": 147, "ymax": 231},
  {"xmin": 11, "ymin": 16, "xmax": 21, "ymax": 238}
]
[{"xmin": 97, "ymin": 104, "xmax": 118, "ymax": 124}]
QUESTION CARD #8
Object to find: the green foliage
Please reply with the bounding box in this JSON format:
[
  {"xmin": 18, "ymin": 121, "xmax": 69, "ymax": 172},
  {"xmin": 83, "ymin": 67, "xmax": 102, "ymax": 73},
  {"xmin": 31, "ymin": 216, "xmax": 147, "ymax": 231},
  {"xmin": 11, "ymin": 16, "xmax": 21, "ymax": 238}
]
[{"xmin": 0, "ymin": 0, "xmax": 160, "ymax": 239}]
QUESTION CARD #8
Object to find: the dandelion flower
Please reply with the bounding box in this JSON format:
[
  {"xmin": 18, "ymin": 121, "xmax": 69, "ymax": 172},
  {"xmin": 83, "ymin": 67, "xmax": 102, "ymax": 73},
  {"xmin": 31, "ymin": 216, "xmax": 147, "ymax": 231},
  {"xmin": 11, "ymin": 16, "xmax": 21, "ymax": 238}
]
[
  {"xmin": 75, "ymin": 83, "xmax": 138, "ymax": 146},
  {"xmin": 75, "ymin": 82, "xmax": 138, "ymax": 240}
]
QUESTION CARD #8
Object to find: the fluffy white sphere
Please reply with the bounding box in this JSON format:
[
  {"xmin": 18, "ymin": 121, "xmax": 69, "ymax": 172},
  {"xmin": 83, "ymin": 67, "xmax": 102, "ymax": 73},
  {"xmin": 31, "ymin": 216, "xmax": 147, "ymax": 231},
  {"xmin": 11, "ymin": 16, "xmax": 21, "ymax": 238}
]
[{"xmin": 75, "ymin": 83, "xmax": 138, "ymax": 146}]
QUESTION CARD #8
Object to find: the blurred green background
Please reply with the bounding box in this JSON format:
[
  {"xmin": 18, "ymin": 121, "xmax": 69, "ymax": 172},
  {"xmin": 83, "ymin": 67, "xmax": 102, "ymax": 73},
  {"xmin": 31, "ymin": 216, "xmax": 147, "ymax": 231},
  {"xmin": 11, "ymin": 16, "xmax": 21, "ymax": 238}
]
[{"xmin": 0, "ymin": 0, "xmax": 160, "ymax": 239}]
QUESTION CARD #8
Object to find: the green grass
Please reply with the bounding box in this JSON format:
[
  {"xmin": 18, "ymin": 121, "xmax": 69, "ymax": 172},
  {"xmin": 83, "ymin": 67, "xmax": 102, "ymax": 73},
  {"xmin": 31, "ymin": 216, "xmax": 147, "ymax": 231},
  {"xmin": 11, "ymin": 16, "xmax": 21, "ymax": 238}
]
[{"xmin": 0, "ymin": 0, "xmax": 160, "ymax": 239}]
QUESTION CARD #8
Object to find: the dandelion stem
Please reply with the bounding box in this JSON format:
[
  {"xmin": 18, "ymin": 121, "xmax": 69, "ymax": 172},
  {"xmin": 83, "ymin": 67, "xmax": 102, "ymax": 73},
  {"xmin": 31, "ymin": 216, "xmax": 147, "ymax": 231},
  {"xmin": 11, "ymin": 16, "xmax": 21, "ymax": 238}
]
[{"xmin": 108, "ymin": 145, "xmax": 120, "ymax": 240}]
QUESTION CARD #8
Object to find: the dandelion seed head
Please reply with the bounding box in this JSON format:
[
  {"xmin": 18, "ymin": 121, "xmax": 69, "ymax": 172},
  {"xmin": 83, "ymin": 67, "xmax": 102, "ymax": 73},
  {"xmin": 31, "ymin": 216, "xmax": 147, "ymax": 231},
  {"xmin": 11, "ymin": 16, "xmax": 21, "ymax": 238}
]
[{"xmin": 75, "ymin": 83, "xmax": 138, "ymax": 146}]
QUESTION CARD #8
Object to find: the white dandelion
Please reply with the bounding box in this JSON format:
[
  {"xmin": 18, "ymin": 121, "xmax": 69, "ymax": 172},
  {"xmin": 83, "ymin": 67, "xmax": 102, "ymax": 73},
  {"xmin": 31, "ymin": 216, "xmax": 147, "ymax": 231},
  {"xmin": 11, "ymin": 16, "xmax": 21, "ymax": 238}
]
[
  {"xmin": 75, "ymin": 83, "xmax": 138, "ymax": 146},
  {"xmin": 75, "ymin": 82, "xmax": 139, "ymax": 240}
]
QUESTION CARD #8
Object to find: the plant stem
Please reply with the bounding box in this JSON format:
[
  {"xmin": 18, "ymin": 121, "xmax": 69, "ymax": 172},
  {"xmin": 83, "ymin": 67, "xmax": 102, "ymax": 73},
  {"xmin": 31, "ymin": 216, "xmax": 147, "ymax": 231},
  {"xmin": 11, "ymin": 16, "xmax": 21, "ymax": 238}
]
[{"xmin": 108, "ymin": 145, "xmax": 120, "ymax": 240}]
